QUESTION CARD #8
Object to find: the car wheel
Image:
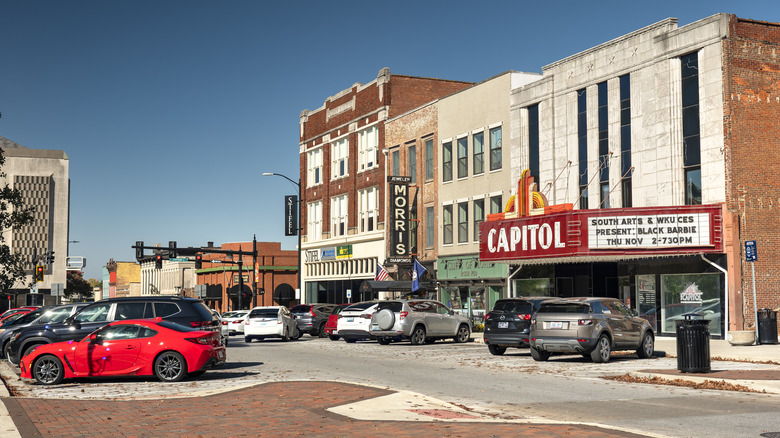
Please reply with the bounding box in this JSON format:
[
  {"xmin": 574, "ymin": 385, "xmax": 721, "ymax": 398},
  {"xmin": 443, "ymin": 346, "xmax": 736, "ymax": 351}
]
[
  {"xmin": 410, "ymin": 326, "xmax": 426, "ymax": 345},
  {"xmin": 154, "ymin": 351, "xmax": 187, "ymax": 382},
  {"xmin": 328, "ymin": 335, "xmax": 340, "ymax": 341},
  {"xmin": 3, "ymin": 343, "xmax": 11, "ymax": 361},
  {"xmin": 344, "ymin": 338, "xmax": 357, "ymax": 344},
  {"xmin": 530, "ymin": 347, "xmax": 550, "ymax": 361},
  {"xmin": 244, "ymin": 336, "xmax": 253, "ymax": 343},
  {"xmin": 454, "ymin": 324, "xmax": 471, "ymax": 343},
  {"xmin": 32, "ymin": 354, "xmax": 64, "ymax": 385},
  {"xmin": 292, "ymin": 326, "xmax": 302, "ymax": 340},
  {"xmin": 590, "ymin": 334, "xmax": 611, "ymax": 363},
  {"xmin": 317, "ymin": 322, "xmax": 328, "ymax": 338},
  {"xmin": 488, "ymin": 344, "xmax": 507, "ymax": 356},
  {"xmin": 637, "ymin": 332, "xmax": 655, "ymax": 358},
  {"xmin": 377, "ymin": 337, "xmax": 392, "ymax": 345}
]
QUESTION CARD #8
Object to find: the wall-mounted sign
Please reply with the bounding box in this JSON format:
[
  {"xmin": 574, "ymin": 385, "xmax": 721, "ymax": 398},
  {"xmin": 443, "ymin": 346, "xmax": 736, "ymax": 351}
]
[
  {"xmin": 320, "ymin": 247, "xmax": 336, "ymax": 261},
  {"xmin": 745, "ymin": 240, "xmax": 757, "ymax": 262},
  {"xmin": 679, "ymin": 283, "xmax": 704, "ymax": 304},
  {"xmin": 480, "ymin": 205, "xmax": 723, "ymax": 261},
  {"xmin": 337, "ymin": 245, "xmax": 353, "ymax": 259},
  {"xmin": 389, "ymin": 176, "xmax": 411, "ymax": 260},
  {"xmin": 285, "ymin": 195, "xmax": 298, "ymax": 236},
  {"xmin": 233, "ymin": 274, "xmax": 250, "ymax": 283}
]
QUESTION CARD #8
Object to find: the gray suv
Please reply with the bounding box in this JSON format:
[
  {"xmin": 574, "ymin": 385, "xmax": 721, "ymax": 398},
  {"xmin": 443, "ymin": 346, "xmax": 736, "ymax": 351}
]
[
  {"xmin": 369, "ymin": 299, "xmax": 472, "ymax": 345},
  {"xmin": 530, "ymin": 297, "xmax": 655, "ymax": 363}
]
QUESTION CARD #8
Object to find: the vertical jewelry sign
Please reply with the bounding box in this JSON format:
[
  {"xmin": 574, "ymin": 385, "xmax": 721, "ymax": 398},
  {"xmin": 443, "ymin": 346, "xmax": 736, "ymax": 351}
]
[
  {"xmin": 284, "ymin": 195, "xmax": 298, "ymax": 236},
  {"xmin": 388, "ymin": 176, "xmax": 411, "ymax": 262}
]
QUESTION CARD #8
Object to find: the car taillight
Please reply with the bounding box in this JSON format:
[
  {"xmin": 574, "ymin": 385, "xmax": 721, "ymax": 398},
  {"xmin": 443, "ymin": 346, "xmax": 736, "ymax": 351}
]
[
  {"xmin": 578, "ymin": 319, "xmax": 594, "ymax": 326},
  {"xmin": 222, "ymin": 321, "xmax": 228, "ymax": 325},
  {"xmin": 235, "ymin": 319, "xmax": 243, "ymax": 324},
  {"xmin": 485, "ymin": 314, "xmax": 490, "ymax": 321},
  {"xmin": 518, "ymin": 314, "xmax": 531, "ymax": 320},
  {"xmin": 310, "ymin": 309, "xmax": 317, "ymax": 317},
  {"xmin": 190, "ymin": 321, "xmax": 211, "ymax": 328},
  {"xmin": 186, "ymin": 334, "xmax": 217, "ymax": 345},
  {"xmin": 277, "ymin": 316, "xmax": 282, "ymax": 324},
  {"xmin": 400, "ymin": 311, "xmax": 408, "ymax": 321},
  {"xmin": 360, "ymin": 313, "xmax": 372, "ymax": 319}
]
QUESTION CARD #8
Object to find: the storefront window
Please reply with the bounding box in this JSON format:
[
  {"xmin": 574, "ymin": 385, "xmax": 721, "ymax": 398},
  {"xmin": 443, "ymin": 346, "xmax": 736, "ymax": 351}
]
[
  {"xmin": 440, "ymin": 285, "xmax": 487, "ymax": 325},
  {"xmin": 660, "ymin": 273, "xmax": 721, "ymax": 336},
  {"xmin": 513, "ymin": 278, "xmax": 551, "ymax": 297}
]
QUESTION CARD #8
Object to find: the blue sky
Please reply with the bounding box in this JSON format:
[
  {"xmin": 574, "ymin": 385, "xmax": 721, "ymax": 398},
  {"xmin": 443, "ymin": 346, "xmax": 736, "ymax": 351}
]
[{"xmin": 0, "ymin": 1, "xmax": 776, "ymax": 280}]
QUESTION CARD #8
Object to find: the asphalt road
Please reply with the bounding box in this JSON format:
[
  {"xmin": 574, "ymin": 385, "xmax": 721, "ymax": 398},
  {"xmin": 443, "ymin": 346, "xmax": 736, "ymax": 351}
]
[{"xmin": 7, "ymin": 335, "xmax": 780, "ymax": 437}]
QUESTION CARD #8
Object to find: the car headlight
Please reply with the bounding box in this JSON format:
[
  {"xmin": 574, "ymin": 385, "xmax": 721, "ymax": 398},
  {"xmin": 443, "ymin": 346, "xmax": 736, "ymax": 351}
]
[{"xmin": 10, "ymin": 332, "xmax": 21, "ymax": 342}]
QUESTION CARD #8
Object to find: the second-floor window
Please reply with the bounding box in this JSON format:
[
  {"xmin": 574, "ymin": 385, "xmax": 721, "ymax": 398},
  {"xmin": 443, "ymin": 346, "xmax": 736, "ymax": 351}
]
[
  {"xmin": 331, "ymin": 194, "xmax": 348, "ymax": 237},
  {"xmin": 425, "ymin": 138, "xmax": 434, "ymax": 181},
  {"xmin": 443, "ymin": 205, "xmax": 453, "ymax": 245},
  {"xmin": 408, "ymin": 144, "xmax": 416, "ymax": 184},
  {"xmin": 392, "ymin": 149, "xmax": 400, "ymax": 176},
  {"xmin": 457, "ymin": 202, "xmax": 468, "ymax": 244},
  {"xmin": 358, "ymin": 126, "xmax": 378, "ymax": 172},
  {"xmin": 425, "ymin": 206, "xmax": 434, "ymax": 248},
  {"xmin": 307, "ymin": 201, "xmax": 322, "ymax": 241},
  {"xmin": 473, "ymin": 198, "xmax": 484, "ymax": 242},
  {"xmin": 307, "ymin": 148, "xmax": 323, "ymax": 187},
  {"xmin": 331, "ymin": 137, "xmax": 348, "ymax": 180},
  {"xmin": 358, "ymin": 187, "xmax": 378, "ymax": 233}
]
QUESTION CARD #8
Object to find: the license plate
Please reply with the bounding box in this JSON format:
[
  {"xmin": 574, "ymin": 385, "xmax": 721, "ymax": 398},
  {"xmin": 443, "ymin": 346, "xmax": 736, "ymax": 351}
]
[
  {"xmin": 370, "ymin": 325, "xmax": 378, "ymax": 330},
  {"xmin": 498, "ymin": 322, "xmax": 509, "ymax": 328},
  {"xmin": 550, "ymin": 321, "xmax": 564, "ymax": 329},
  {"xmin": 347, "ymin": 317, "xmax": 354, "ymax": 322},
  {"xmin": 217, "ymin": 350, "xmax": 225, "ymax": 360}
]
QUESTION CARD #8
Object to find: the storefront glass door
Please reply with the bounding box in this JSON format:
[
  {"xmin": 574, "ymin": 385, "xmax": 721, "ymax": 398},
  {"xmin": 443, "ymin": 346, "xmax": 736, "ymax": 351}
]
[{"xmin": 660, "ymin": 273, "xmax": 722, "ymax": 336}]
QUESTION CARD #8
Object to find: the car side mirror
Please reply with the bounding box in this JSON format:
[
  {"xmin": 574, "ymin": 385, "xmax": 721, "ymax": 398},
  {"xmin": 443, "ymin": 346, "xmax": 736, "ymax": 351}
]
[{"xmin": 70, "ymin": 320, "xmax": 81, "ymax": 330}]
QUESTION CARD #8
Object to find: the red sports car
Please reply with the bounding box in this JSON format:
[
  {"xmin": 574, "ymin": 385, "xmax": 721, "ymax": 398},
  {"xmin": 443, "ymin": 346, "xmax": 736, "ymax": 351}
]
[{"xmin": 20, "ymin": 318, "xmax": 226, "ymax": 385}]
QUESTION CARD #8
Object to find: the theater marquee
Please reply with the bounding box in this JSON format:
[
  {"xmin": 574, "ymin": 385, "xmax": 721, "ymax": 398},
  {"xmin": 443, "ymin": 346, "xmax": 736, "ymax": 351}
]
[{"xmin": 479, "ymin": 204, "xmax": 724, "ymax": 262}]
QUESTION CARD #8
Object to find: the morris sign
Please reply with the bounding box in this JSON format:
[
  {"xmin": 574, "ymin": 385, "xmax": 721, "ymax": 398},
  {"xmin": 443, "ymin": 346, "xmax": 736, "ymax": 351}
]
[{"xmin": 479, "ymin": 204, "xmax": 723, "ymax": 261}]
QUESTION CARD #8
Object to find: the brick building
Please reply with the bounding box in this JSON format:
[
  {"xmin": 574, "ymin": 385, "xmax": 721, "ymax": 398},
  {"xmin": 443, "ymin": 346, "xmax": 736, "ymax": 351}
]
[
  {"xmin": 196, "ymin": 241, "xmax": 297, "ymax": 312},
  {"xmin": 298, "ymin": 68, "xmax": 471, "ymax": 304}
]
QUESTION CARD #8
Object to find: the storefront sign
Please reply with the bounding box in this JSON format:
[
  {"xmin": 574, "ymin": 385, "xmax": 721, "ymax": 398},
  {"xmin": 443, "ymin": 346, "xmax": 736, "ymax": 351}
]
[
  {"xmin": 588, "ymin": 213, "xmax": 711, "ymax": 249},
  {"xmin": 284, "ymin": 195, "xmax": 298, "ymax": 236},
  {"xmin": 480, "ymin": 205, "xmax": 723, "ymax": 261},
  {"xmin": 679, "ymin": 283, "xmax": 704, "ymax": 304},
  {"xmin": 320, "ymin": 247, "xmax": 337, "ymax": 261},
  {"xmin": 389, "ymin": 176, "xmax": 411, "ymax": 260},
  {"xmin": 337, "ymin": 245, "xmax": 353, "ymax": 259},
  {"xmin": 437, "ymin": 256, "xmax": 508, "ymax": 280}
]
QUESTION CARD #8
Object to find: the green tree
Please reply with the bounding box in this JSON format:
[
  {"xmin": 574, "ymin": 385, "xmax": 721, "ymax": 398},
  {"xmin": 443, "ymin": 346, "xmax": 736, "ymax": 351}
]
[
  {"xmin": 65, "ymin": 270, "xmax": 94, "ymax": 301},
  {"xmin": 0, "ymin": 148, "xmax": 35, "ymax": 293}
]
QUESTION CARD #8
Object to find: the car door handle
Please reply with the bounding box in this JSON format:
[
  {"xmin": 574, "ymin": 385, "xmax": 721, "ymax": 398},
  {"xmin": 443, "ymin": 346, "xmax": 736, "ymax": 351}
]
[{"xmin": 125, "ymin": 346, "xmax": 136, "ymax": 350}]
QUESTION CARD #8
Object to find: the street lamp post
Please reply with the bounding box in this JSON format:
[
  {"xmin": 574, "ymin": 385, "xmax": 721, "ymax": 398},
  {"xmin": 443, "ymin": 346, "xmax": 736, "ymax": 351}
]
[{"xmin": 262, "ymin": 172, "xmax": 302, "ymax": 304}]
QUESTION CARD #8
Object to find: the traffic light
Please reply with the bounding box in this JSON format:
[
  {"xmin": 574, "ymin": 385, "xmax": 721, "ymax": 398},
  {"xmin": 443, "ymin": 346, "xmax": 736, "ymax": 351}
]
[
  {"xmin": 195, "ymin": 254, "xmax": 202, "ymax": 269},
  {"xmin": 35, "ymin": 265, "xmax": 44, "ymax": 282},
  {"xmin": 169, "ymin": 241, "xmax": 177, "ymax": 258},
  {"xmin": 155, "ymin": 254, "xmax": 163, "ymax": 269},
  {"xmin": 135, "ymin": 241, "xmax": 144, "ymax": 260},
  {"xmin": 45, "ymin": 251, "xmax": 55, "ymax": 265}
]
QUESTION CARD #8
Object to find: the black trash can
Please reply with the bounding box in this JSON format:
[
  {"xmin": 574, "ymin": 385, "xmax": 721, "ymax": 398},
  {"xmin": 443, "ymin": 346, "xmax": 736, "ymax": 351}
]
[
  {"xmin": 676, "ymin": 313, "xmax": 710, "ymax": 373},
  {"xmin": 757, "ymin": 308, "xmax": 779, "ymax": 345}
]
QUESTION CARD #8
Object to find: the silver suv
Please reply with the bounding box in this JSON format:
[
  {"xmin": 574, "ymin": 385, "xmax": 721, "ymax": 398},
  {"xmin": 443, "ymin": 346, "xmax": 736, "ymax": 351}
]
[
  {"xmin": 369, "ymin": 299, "xmax": 472, "ymax": 345},
  {"xmin": 530, "ymin": 297, "xmax": 655, "ymax": 363}
]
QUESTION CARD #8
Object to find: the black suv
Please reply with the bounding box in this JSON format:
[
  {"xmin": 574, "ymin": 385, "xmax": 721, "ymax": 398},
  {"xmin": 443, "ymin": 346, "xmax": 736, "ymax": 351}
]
[
  {"xmin": 290, "ymin": 303, "xmax": 336, "ymax": 337},
  {"xmin": 483, "ymin": 297, "xmax": 552, "ymax": 355},
  {"xmin": 6, "ymin": 296, "xmax": 219, "ymax": 365}
]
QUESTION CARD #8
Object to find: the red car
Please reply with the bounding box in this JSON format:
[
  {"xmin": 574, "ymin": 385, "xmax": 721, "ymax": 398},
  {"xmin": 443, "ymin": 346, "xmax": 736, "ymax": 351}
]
[
  {"xmin": 323, "ymin": 304, "xmax": 350, "ymax": 341},
  {"xmin": 0, "ymin": 309, "xmax": 34, "ymax": 326},
  {"xmin": 20, "ymin": 318, "xmax": 226, "ymax": 385}
]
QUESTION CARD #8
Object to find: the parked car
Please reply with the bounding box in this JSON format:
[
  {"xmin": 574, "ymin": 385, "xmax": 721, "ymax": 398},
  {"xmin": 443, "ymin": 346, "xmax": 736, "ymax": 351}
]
[
  {"xmin": 290, "ymin": 303, "xmax": 337, "ymax": 337},
  {"xmin": 483, "ymin": 297, "xmax": 552, "ymax": 355},
  {"xmin": 20, "ymin": 318, "xmax": 226, "ymax": 385},
  {"xmin": 222, "ymin": 310, "xmax": 249, "ymax": 336},
  {"xmin": 6, "ymin": 296, "xmax": 220, "ymax": 366},
  {"xmin": 210, "ymin": 309, "xmax": 229, "ymax": 346},
  {"xmin": 529, "ymin": 297, "xmax": 655, "ymax": 363},
  {"xmin": 369, "ymin": 299, "xmax": 472, "ymax": 345},
  {"xmin": 1, "ymin": 304, "xmax": 88, "ymax": 359},
  {"xmin": 0, "ymin": 307, "xmax": 38, "ymax": 320},
  {"xmin": 1, "ymin": 309, "xmax": 34, "ymax": 326},
  {"xmin": 243, "ymin": 306, "xmax": 298, "ymax": 342},
  {"xmin": 323, "ymin": 304, "xmax": 350, "ymax": 341},
  {"xmin": 336, "ymin": 301, "xmax": 378, "ymax": 343}
]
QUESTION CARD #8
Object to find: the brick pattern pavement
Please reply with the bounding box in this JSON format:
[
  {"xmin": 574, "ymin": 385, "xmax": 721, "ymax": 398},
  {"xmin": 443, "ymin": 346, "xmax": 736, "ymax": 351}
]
[{"xmin": 4, "ymin": 381, "xmax": 646, "ymax": 437}]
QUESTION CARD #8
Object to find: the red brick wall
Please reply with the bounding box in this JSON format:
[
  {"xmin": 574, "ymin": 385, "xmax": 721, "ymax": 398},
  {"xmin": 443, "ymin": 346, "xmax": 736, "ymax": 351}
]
[
  {"xmin": 723, "ymin": 16, "xmax": 780, "ymax": 329},
  {"xmin": 299, "ymin": 71, "xmax": 471, "ymax": 239}
]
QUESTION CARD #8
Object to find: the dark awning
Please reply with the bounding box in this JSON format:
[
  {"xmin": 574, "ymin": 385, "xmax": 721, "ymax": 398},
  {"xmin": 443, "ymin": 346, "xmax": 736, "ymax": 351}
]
[{"xmin": 359, "ymin": 280, "xmax": 435, "ymax": 293}]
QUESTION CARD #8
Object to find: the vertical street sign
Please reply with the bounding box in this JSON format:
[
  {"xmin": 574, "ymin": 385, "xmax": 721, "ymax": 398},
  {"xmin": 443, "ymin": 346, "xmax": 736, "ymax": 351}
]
[
  {"xmin": 388, "ymin": 176, "xmax": 411, "ymax": 263},
  {"xmin": 285, "ymin": 195, "xmax": 298, "ymax": 236},
  {"xmin": 745, "ymin": 240, "xmax": 758, "ymax": 341}
]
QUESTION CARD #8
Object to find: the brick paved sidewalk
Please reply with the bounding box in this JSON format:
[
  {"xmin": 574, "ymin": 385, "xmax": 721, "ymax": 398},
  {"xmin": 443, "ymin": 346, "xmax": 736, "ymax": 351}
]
[{"xmin": 2, "ymin": 381, "xmax": 648, "ymax": 438}]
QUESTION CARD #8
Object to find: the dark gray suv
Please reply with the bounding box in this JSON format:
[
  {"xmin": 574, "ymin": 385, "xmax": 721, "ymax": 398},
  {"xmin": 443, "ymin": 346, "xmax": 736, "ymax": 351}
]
[
  {"xmin": 6, "ymin": 296, "xmax": 220, "ymax": 365},
  {"xmin": 290, "ymin": 303, "xmax": 336, "ymax": 337},
  {"xmin": 484, "ymin": 297, "xmax": 552, "ymax": 355}
]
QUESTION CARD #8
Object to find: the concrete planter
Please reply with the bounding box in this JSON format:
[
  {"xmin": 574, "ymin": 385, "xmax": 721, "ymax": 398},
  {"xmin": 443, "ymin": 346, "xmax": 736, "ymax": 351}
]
[{"xmin": 727, "ymin": 330, "xmax": 756, "ymax": 346}]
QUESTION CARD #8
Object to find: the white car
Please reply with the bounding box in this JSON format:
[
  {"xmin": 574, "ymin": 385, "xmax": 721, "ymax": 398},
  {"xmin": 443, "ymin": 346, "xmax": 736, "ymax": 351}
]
[
  {"xmin": 210, "ymin": 309, "xmax": 230, "ymax": 346},
  {"xmin": 244, "ymin": 306, "xmax": 299, "ymax": 342},
  {"xmin": 222, "ymin": 310, "xmax": 249, "ymax": 335},
  {"xmin": 336, "ymin": 301, "xmax": 378, "ymax": 343}
]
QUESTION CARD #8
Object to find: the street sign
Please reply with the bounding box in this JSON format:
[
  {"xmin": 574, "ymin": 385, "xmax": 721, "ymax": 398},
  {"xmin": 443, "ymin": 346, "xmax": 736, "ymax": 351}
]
[
  {"xmin": 745, "ymin": 240, "xmax": 757, "ymax": 262},
  {"xmin": 170, "ymin": 257, "xmax": 189, "ymax": 262},
  {"xmin": 51, "ymin": 283, "xmax": 64, "ymax": 297},
  {"xmin": 66, "ymin": 256, "xmax": 86, "ymax": 270}
]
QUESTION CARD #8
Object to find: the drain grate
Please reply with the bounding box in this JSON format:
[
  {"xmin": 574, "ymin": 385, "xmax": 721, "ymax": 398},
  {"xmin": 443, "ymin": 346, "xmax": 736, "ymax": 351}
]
[{"xmin": 407, "ymin": 408, "xmax": 478, "ymax": 419}]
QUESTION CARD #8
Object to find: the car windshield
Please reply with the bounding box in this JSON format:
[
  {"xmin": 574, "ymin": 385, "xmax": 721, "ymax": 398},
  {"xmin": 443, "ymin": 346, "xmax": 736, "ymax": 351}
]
[
  {"xmin": 16, "ymin": 308, "xmax": 47, "ymax": 324},
  {"xmin": 538, "ymin": 303, "xmax": 591, "ymax": 314},
  {"xmin": 344, "ymin": 302, "xmax": 375, "ymax": 312},
  {"xmin": 290, "ymin": 305, "xmax": 311, "ymax": 313},
  {"xmin": 249, "ymin": 309, "xmax": 279, "ymax": 318},
  {"xmin": 376, "ymin": 302, "xmax": 403, "ymax": 312},
  {"xmin": 492, "ymin": 300, "xmax": 533, "ymax": 313}
]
